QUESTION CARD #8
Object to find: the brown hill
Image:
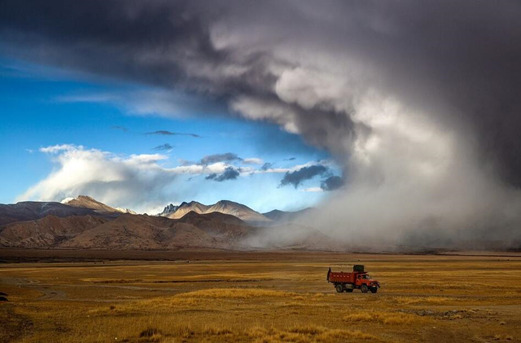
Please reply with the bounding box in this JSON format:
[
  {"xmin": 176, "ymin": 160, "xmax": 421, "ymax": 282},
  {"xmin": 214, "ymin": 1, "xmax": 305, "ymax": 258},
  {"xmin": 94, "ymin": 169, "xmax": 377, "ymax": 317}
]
[
  {"xmin": 0, "ymin": 201, "xmax": 98, "ymax": 226},
  {"xmin": 62, "ymin": 212, "xmax": 252, "ymax": 249},
  {"xmin": 64, "ymin": 195, "xmax": 120, "ymax": 213},
  {"xmin": 60, "ymin": 214, "xmax": 181, "ymax": 249},
  {"xmin": 178, "ymin": 211, "xmax": 250, "ymax": 239},
  {"xmin": 0, "ymin": 215, "xmax": 108, "ymax": 248}
]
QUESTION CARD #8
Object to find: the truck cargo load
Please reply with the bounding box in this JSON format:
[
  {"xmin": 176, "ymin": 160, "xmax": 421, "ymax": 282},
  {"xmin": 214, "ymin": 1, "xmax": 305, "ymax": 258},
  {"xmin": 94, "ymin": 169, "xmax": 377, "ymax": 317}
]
[{"xmin": 353, "ymin": 264, "xmax": 365, "ymax": 272}]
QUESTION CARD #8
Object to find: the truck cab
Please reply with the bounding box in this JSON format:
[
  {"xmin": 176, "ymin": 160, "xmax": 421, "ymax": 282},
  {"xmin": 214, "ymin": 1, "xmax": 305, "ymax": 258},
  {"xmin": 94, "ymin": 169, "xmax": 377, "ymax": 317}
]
[{"xmin": 355, "ymin": 273, "xmax": 380, "ymax": 292}]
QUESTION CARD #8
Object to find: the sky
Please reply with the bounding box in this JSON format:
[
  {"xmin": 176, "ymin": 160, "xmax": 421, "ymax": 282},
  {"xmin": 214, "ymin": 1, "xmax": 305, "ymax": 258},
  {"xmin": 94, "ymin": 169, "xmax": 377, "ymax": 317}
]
[
  {"xmin": 1, "ymin": 1, "xmax": 521, "ymax": 248},
  {"xmin": 0, "ymin": 57, "xmax": 337, "ymax": 213}
]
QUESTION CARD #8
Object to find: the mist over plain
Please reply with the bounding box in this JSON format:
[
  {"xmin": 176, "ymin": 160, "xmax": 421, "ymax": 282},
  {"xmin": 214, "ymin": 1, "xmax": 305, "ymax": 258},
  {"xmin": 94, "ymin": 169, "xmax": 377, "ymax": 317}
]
[{"xmin": 2, "ymin": 0, "xmax": 521, "ymax": 250}]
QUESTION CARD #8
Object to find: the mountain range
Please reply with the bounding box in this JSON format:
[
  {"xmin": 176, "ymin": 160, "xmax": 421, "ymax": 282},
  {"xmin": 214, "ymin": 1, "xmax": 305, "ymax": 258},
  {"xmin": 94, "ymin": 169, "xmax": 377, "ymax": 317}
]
[
  {"xmin": 158, "ymin": 200, "xmax": 271, "ymax": 223},
  {"xmin": 0, "ymin": 196, "xmax": 313, "ymax": 250}
]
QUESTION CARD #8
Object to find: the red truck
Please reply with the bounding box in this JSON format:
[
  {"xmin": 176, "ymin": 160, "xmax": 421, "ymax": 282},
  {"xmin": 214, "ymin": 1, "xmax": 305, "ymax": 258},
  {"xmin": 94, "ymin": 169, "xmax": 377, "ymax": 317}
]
[{"xmin": 327, "ymin": 265, "xmax": 380, "ymax": 293}]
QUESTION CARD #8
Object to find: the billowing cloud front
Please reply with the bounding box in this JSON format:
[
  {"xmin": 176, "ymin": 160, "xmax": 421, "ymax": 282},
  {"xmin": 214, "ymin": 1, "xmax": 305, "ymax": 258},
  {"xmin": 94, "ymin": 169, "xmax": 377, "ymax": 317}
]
[{"xmin": 4, "ymin": 1, "xmax": 521, "ymax": 248}]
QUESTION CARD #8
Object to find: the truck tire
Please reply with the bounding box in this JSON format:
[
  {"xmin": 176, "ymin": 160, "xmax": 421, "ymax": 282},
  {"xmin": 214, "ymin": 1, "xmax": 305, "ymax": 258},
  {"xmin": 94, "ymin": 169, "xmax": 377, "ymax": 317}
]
[
  {"xmin": 361, "ymin": 284, "xmax": 369, "ymax": 293},
  {"xmin": 335, "ymin": 284, "xmax": 344, "ymax": 293},
  {"xmin": 370, "ymin": 287, "xmax": 378, "ymax": 293}
]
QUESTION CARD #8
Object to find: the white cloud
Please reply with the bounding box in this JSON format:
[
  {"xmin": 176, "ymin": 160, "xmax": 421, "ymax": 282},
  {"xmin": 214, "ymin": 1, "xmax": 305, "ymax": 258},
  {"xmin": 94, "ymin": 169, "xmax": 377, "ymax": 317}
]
[
  {"xmin": 55, "ymin": 88, "xmax": 210, "ymax": 119},
  {"xmin": 18, "ymin": 145, "xmax": 176, "ymax": 213},
  {"xmin": 242, "ymin": 157, "xmax": 263, "ymax": 165},
  {"xmin": 39, "ymin": 144, "xmax": 79, "ymax": 153},
  {"xmin": 169, "ymin": 162, "xmax": 238, "ymax": 175},
  {"xmin": 125, "ymin": 154, "xmax": 168, "ymax": 164},
  {"xmin": 303, "ymin": 187, "xmax": 323, "ymax": 193},
  {"xmin": 169, "ymin": 164, "xmax": 205, "ymax": 174}
]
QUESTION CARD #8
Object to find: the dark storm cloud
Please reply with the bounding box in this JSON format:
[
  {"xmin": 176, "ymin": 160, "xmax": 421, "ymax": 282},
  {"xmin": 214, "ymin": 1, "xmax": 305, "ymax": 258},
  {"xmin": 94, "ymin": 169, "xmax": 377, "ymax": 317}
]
[
  {"xmin": 205, "ymin": 167, "xmax": 240, "ymax": 182},
  {"xmin": 0, "ymin": 0, "xmax": 357, "ymax": 159},
  {"xmin": 0, "ymin": 0, "xmax": 220, "ymax": 89},
  {"xmin": 2, "ymin": 1, "xmax": 521, "ymax": 180},
  {"xmin": 152, "ymin": 143, "xmax": 173, "ymax": 151},
  {"xmin": 321, "ymin": 176, "xmax": 344, "ymax": 191},
  {"xmin": 280, "ymin": 165, "xmax": 328, "ymax": 188},
  {"xmin": 146, "ymin": 130, "xmax": 200, "ymax": 138},
  {"xmin": 3, "ymin": 0, "xmax": 521, "ymax": 248},
  {"xmin": 200, "ymin": 153, "xmax": 241, "ymax": 166}
]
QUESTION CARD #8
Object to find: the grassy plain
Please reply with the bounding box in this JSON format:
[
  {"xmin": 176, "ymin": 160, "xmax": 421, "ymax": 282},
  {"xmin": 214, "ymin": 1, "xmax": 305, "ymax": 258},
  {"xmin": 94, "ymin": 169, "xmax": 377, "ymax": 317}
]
[{"xmin": 1, "ymin": 250, "xmax": 520, "ymax": 342}]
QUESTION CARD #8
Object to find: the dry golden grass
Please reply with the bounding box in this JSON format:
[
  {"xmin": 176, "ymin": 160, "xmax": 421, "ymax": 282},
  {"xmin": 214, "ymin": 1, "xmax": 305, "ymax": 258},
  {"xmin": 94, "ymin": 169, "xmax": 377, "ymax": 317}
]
[
  {"xmin": 178, "ymin": 288, "xmax": 297, "ymax": 298},
  {"xmin": 1, "ymin": 252, "xmax": 521, "ymax": 342},
  {"xmin": 343, "ymin": 311, "xmax": 428, "ymax": 325},
  {"xmin": 392, "ymin": 296, "xmax": 455, "ymax": 305}
]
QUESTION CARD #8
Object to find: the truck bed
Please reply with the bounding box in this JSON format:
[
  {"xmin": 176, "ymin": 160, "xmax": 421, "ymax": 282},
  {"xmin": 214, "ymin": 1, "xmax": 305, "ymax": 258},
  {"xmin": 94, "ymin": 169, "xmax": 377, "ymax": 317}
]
[{"xmin": 328, "ymin": 271, "xmax": 356, "ymax": 283}]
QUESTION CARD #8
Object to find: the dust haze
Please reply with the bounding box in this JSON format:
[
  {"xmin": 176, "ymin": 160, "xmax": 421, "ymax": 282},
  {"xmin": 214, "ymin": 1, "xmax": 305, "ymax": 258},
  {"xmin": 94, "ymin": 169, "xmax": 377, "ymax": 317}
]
[{"xmin": 2, "ymin": 0, "xmax": 521, "ymax": 249}]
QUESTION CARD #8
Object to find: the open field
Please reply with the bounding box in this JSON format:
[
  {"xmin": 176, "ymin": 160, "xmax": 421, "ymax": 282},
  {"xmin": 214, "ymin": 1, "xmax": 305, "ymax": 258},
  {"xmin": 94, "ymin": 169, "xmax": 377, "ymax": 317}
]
[{"xmin": 1, "ymin": 251, "xmax": 521, "ymax": 342}]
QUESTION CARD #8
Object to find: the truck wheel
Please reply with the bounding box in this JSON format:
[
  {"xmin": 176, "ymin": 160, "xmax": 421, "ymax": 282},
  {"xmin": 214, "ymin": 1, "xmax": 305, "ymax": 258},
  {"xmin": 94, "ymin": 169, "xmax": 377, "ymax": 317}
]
[
  {"xmin": 361, "ymin": 284, "xmax": 369, "ymax": 293},
  {"xmin": 335, "ymin": 284, "xmax": 344, "ymax": 293},
  {"xmin": 370, "ymin": 287, "xmax": 377, "ymax": 293}
]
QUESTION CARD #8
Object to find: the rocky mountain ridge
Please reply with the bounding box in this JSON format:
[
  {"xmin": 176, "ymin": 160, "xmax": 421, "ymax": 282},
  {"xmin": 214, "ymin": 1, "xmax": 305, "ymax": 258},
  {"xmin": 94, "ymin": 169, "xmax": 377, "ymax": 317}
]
[{"xmin": 159, "ymin": 200, "xmax": 271, "ymax": 223}]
